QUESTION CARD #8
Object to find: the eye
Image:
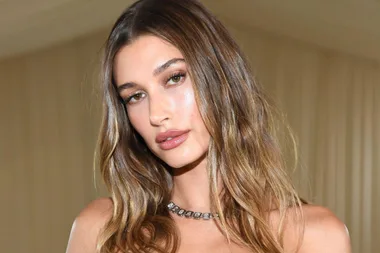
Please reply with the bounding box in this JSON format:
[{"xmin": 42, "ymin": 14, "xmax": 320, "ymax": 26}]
[
  {"xmin": 167, "ymin": 72, "xmax": 186, "ymax": 86},
  {"xmin": 124, "ymin": 92, "xmax": 146, "ymax": 105}
]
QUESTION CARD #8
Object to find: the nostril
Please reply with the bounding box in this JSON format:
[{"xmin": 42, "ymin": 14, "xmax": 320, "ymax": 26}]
[
  {"xmin": 149, "ymin": 114, "xmax": 169, "ymax": 126},
  {"xmin": 149, "ymin": 98, "xmax": 171, "ymax": 126}
]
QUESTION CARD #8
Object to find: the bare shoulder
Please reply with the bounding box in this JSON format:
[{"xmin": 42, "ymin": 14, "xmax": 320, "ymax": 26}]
[
  {"xmin": 299, "ymin": 205, "xmax": 351, "ymax": 253},
  {"xmin": 66, "ymin": 197, "xmax": 113, "ymax": 253},
  {"xmin": 269, "ymin": 204, "xmax": 351, "ymax": 253}
]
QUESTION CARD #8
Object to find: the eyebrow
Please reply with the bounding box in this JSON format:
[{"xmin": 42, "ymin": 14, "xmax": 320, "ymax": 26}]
[{"xmin": 117, "ymin": 57, "xmax": 185, "ymax": 93}]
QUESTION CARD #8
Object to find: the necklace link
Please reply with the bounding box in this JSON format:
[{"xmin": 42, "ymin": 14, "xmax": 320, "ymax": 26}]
[{"xmin": 167, "ymin": 202, "xmax": 219, "ymax": 220}]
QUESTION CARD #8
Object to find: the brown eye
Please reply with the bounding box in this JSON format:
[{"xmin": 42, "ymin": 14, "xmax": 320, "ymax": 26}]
[
  {"xmin": 171, "ymin": 75, "xmax": 181, "ymax": 82},
  {"xmin": 167, "ymin": 72, "xmax": 186, "ymax": 85},
  {"xmin": 125, "ymin": 92, "xmax": 146, "ymax": 105}
]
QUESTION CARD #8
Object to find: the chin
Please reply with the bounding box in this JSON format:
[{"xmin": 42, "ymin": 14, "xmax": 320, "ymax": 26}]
[{"xmin": 161, "ymin": 151, "xmax": 207, "ymax": 170}]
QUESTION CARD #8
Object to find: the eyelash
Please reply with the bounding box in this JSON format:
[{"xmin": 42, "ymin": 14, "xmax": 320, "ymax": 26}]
[
  {"xmin": 166, "ymin": 71, "xmax": 186, "ymax": 84},
  {"xmin": 123, "ymin": 72, "xmax": 186, "ymax": 105}
]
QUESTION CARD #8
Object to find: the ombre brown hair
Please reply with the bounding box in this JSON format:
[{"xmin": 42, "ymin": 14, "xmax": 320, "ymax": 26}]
[{"xmin": 98, "ymin": 0, "xmax": 304, "ymax": 252}]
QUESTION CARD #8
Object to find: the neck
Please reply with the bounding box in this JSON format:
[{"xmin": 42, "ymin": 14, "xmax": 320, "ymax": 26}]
[{"xmin": 170, "ymin": 154, "xmax": 216, "ymax": 212}]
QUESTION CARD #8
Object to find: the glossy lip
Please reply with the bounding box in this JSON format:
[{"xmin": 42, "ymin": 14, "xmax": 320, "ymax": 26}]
[
  {"xmin": 156, "ymin": 129, "xmax": 190, "ymax": 151},
  {"xmin": 155, "ymin": 129, "xmax": 190, "ymax": 143}
]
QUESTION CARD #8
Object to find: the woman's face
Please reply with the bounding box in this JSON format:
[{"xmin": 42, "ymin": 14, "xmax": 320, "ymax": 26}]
[{"xmin": 113, "ymin": 35, "xmax": 210, "ymax": 168}]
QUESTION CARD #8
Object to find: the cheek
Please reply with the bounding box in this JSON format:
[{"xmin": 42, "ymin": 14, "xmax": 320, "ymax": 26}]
[
  {"xmin": 127, "ymin": 107, "xmax": 150, "ymax": 140},
  {"xmin": 177, "ymin": 87, "xmax": 198, "ymax": 117},
  {"xmin": 179, "ymin": 87, "xmax": 209, "ymax": 140}
]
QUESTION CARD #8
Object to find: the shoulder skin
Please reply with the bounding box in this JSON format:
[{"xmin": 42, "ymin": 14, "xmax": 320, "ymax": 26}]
[
  {"xmin": 298, "ymin": 205, "xmax": 351, "ymax": 253},
  {"xmin": 66, "ymin": 197, "xmax": 113, "ymax": 253},
  {"xmin": 270, "ymin": 204, "xmax": 351, "ymax": 253}
]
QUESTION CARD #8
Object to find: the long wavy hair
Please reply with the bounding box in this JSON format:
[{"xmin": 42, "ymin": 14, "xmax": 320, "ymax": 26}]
[{"xmin": 97, "ymin": 0, "xmax": 304, "ymax": 252}]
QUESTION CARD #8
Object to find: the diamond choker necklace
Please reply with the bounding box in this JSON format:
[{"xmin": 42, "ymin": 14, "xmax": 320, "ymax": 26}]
[{"xmin": 167, "ymin": 201, "xmax": 219, "ymax": 220}]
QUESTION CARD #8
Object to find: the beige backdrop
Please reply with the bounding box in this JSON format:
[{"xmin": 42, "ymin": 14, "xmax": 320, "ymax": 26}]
[{"xmin": 0, "ymin": 17, "xmax": 378, "ymax": 253}]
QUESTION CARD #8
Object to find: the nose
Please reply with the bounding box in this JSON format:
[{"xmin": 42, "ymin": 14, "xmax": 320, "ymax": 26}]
[{"xmin": 149, "ymin": 93, "xmax": 171, "ymax": 126}]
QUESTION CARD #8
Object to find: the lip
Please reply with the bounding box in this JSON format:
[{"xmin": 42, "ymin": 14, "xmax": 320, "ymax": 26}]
[
  {"xmin": 156, "ymin": 129, "xmax": 190, "ymax": 150},
  {"xmin": 155, "ymin": 129, "xmax": 190, "ymax": 143}
]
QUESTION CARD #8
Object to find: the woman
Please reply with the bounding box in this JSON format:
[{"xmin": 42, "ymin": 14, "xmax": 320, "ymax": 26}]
[{"xmin": 66, "ymin": 0, "xmax": 351, "ymax": 252}]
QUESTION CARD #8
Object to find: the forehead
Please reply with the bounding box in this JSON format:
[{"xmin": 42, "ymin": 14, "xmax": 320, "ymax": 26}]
[{"xmin": 113, "ymin": 35, "xmax": 184, "ymax": 84}]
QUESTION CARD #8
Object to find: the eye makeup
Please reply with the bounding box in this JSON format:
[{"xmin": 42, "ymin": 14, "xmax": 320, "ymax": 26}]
[
  {"xmin": 165, "ymin": 71, "xmax": 187, "ymax": 86},
  {"xmin": 123, "ymin": 91, "xmax": 146, "ymax": 105},
  {"xmin": 121, "ymin": 69, "xmax": 187, "ymax": 106}
]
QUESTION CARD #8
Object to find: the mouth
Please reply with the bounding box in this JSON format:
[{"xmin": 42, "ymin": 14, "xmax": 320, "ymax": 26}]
[{"xmin": 156, "ymin": 130, "xmax": 190, "ymax": 150}]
